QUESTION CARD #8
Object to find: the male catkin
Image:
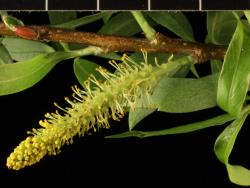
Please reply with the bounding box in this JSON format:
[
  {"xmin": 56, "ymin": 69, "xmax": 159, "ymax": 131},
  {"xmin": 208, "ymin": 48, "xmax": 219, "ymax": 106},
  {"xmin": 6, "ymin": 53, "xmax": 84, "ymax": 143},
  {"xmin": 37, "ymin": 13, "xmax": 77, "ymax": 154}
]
[{"xmin": 7, "ymin": 54, "xmax": 192, "ymax": 170}]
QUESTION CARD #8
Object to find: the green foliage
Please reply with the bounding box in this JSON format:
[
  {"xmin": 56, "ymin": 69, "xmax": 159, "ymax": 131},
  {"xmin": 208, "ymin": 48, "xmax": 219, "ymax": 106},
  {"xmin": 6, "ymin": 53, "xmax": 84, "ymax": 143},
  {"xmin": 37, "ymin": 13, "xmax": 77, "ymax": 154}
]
[
  {"xmin": 0, "ymin": 51, "xmax": 79, "ymax": 95},
  {"xmin": 107, "ymin": 113, "xmax": 235, "ymax": 138},
  {"xmin": 217, "ymin": 18, "xmax": 250, "ymax": 117},
  {"xmin": 206, "ymin": 12, "xmax": 238, "ymax": 45},
  {"xmin": 214, "ymin": 106, "xmax": 250, "ymax": 186},
  {"xmin": 1, "ymin": 11, "xmax": 250, "ymax": 186}
]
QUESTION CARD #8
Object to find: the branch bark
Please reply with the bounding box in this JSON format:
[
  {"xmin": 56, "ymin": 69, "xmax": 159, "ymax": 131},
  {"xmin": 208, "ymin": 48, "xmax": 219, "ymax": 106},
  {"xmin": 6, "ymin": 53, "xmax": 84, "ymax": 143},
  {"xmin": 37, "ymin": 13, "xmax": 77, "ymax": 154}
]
[{"xmin": 0, "ymin": 23, "xmax": 227, "ymax": 63}]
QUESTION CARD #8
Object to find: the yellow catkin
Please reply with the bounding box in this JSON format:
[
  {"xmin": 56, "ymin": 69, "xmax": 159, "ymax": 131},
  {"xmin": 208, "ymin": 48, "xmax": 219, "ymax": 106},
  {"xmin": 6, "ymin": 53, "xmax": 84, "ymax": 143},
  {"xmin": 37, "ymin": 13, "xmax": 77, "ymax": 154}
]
[{"xmin": 6, "ymin": 54, "xmax": 192, "ymax": 170}]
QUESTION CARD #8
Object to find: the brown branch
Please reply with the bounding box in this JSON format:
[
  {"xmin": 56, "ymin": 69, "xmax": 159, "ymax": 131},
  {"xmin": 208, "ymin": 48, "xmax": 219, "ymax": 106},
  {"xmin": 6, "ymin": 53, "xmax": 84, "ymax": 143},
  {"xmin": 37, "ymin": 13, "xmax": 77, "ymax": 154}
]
[{"xmin": 0, "ymin": 23, "xmax": 227, "ymax": 63}]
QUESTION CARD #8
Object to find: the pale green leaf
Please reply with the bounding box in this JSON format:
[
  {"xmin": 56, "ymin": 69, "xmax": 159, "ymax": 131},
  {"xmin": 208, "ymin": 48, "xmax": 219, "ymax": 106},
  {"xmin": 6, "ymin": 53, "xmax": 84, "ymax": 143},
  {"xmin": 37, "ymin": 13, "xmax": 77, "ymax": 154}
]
[
  {"xmin": 207, "ymin": 12, "xmax": 237, "ymax": 45},
  {"xmin": 153, "ymin": 74, "xmax": 218, "ymax": 113},
  {"xmin": 217, "ymin": 20, "xmax": 250, "ymax": 116},
  {"xmin": 106, "ymin": 113, "xmax": 234, "ymax": 138},
  {"xmin": 0, "ymin": 51, "xmax": 78, "ymax": 95},
  {"xmin": 214, "ymin": 106, "xmax": 250, "ymax": 186},
  {"xmin": 2, "ymin": 37, "xmax": 55, "ymax": 61}
]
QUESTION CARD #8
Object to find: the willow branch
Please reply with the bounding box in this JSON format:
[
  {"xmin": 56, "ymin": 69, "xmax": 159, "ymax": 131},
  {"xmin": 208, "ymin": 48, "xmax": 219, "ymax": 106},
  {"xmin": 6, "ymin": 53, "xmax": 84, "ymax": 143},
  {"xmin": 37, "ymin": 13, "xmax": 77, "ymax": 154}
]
[{"xmin": 0, "ymin": 23, "xmax": 227, "ymax": 63}]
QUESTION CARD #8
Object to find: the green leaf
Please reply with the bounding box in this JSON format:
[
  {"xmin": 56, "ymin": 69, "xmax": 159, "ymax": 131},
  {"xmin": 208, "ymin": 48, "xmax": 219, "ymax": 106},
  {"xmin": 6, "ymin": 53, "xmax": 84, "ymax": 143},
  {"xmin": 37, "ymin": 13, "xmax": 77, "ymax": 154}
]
[
  {"xmin": 98, "ymin": 12, "xmax": 142, "ymax": 36},
  {"xmin": 152, "ymin": 74, "xmax": 218, "ymax": 113},
  {"xmin": 1, "ymin": 14, "xmax": 23, "ymax": 31},
  {"xmin": 217, "ymin": 20, "xmax": 250, "ymax": 116},
  {"xmin": 214, "ymin": 106, "xmax": 250, "ymax": 186},
  {"xmin": 102, "ymin": 12, "xmax": 114, "ymax": 24},
  {"xmin": 106, "ymin": 113, "xmax": 234, "ymax": 138},
  {"xmin": 55, "ymin": 12, "xmax": 111, "ymax": 29},
  {"xmin": 146, "ymin": 12, "xmax": 194, "ymax": 41},
  {"xmin": 0, "ymin": 51, "xmax": 78, "ymax": 95},
  {"xmin": 207, "ymin": 12, "xmax": 238, "ymax": 45},
  {"xmin": 73, "ymin": 58, "xmax": 104, "ymax": 88},
  {"xmin": 1, "ymin": 37, "xmax": 55, "ymax": 61},
  {"xmin": 0, "ymin": 42, "xmax": 13, "ymax": 64}
]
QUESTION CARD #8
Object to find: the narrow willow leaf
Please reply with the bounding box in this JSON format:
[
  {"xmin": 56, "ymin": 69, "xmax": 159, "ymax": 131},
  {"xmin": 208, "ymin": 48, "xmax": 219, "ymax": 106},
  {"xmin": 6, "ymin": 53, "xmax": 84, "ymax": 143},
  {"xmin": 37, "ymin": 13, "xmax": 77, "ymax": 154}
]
[
  {"xmin": 48, "ymin": 11, "xmax": 77, "ymax": 25},
  {"xmin": 98, "ymin": 12, "xmax": 142, "ymax": 36},
  {"xmin": 56, "ymin": 12, "xmax": 113, "ymax": 29},
  {"xmin": 0, "ymin": 42, "xmax": 12, "ymax": 64},
  {"xmin": 2, "ymin": 38, "xmax": 55, "ymax": 61},
  {"xmin": 152, "ymin": 74, "xmax": 218, "ymax": 113},
  {"xmin": 217, "ymin": 20, "xmax": 250, "ymax": 116},
  {"xmin": 106, "ymin": 113, "xmax": 234, "ymax": 138},
  {"xmin": 0, "ymin": 52, "xmax": 78, "ymax": 95},
  {"xmin": 146, "ymin": 12, "xmax": 194, "ymax": 41},
  {"xmin": 207, "ymin": 12, "xmax": 238, "ymax": 45},
  {"xmin": 73, "ymin": 58, "xmax": 104, "ymax": 88},
  {"xmin": 214, "ymin": 106, "xmax": 250, "ymax": 186}
]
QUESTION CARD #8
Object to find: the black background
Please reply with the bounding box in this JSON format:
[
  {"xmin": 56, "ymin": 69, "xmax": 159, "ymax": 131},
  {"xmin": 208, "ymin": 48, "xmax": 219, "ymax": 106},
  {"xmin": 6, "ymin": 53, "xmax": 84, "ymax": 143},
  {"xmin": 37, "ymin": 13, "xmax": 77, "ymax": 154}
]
[{"xmin": 0, "ymin": 12, "xmax": 249, "ymax": 187}]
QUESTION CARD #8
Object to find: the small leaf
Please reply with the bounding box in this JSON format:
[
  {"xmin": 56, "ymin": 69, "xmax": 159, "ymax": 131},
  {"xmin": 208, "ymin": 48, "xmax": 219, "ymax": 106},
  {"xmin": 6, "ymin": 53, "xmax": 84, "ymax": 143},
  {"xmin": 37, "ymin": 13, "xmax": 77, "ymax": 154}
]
[
  {"xmin": 214, "ymin": 106, "xmax": 250, "ymax": 186},
  {"xmin": 217, "ymin": 20, "xmax": 250, "ymax": 116},
  {"xmin": 1, "ymin": 37, "xmax": 55, "ymax": 61},
  {"xmin": 106, "ymin": 113, "xmax": 234, "ymax": 138},
  {"xmin": 1, "ymin": 14, "xmax": 23, "ymax": 31},
  {"xmin": 0, "ymin": 42, "xmax": 13, "ymax": 64},
  {"xmin": 73, "ymin": 58, "xmax": 104, "ymax": 88},
  {"xmin": 146, "ymin": 12, "xmax": 194, "ymax": 41},
  {"xmin": 0, "ymin": 51, "xmax": 78, "ymax": 95},
  {"xmin": 153, "ymin": 74, "xmax": 218, "ymax": 113},
  {"xmin": 55, "ymin": 12, "xmax": 111, "ymax": 29},
  {"xmin": 207, "ymin": 12, "xmax": 238, "ymax": 45},
  {"xmin": 98, "ymin": 12, "xmax": 142, "ymax": 36},
  {"xmin": 48, "ymin": 11, "xmax": 77, "ymax": 25}
]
